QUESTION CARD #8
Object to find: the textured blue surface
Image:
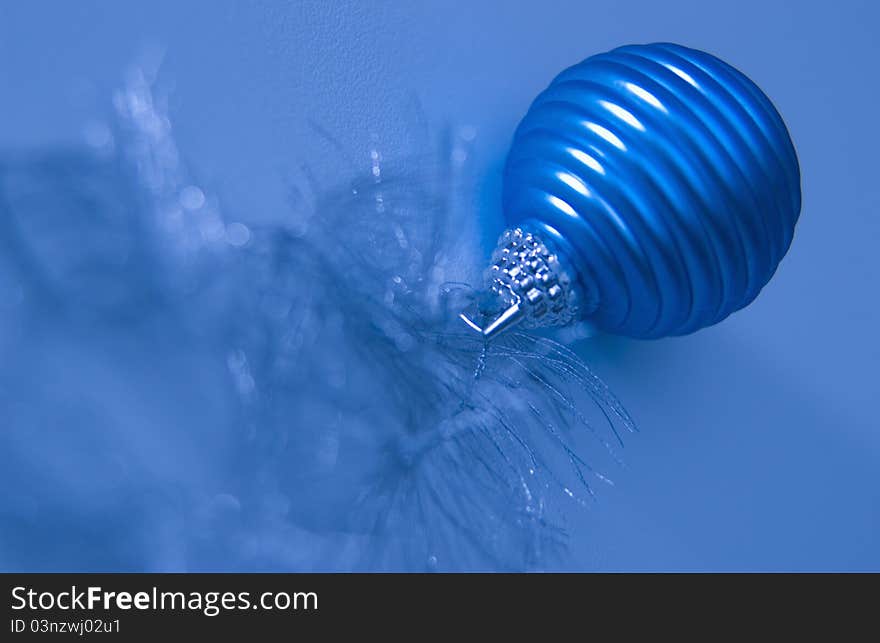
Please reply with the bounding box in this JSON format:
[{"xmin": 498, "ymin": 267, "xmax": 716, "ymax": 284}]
[
  {"xmin": 1, "ymin": 1, "xmax": 878, "ymax": 572},
  {"xmin": 504, "ymin": 43, "xmax": 801, "ymax": 338}
]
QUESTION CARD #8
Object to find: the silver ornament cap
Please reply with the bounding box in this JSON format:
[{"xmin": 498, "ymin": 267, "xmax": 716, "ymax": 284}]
[{"xmin": 460, "ymin": 228, "xmax": 582, "ymax": 338}]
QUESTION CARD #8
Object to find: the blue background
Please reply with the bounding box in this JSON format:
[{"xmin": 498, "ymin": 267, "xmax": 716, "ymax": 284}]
[{"xmin": 1, "ymin": 0, "xmax": 877, "ymax": 570}]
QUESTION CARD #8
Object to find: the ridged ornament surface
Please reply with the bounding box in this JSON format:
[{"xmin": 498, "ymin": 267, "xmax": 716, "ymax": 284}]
[{"xmin": 503, "ymin": 43, "xmax": 801, "ymax": 338}]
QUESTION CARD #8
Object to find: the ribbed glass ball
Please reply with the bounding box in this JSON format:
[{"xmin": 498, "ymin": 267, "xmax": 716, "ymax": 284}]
[{"xmin": 503, "ymin": 43, "xmax": 801, "ymax": 338}]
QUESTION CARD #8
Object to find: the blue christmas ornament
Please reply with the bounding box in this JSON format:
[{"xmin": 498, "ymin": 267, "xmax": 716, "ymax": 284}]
[{"xmin": 462, "ymin": 43, "xmax": 801, "ymax": 339}]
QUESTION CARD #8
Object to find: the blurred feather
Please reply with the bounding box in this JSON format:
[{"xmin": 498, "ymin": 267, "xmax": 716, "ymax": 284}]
[{"xmin": 0, "ymin": 66, "xmax": 633, "ymax": 571}]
